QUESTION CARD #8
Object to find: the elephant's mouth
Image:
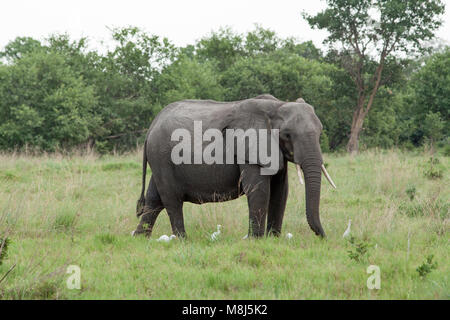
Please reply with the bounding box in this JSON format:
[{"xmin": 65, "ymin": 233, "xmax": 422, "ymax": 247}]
[
  {"xmin": 285, "ymin": 152, "xmax": 294, "ymax": 162},
  {"xmin": 279, "ymin": 141, "xmax": 335, "ymax": 189},
  {"xmin": 279, "ymin": 141, "xmax": 294, "ymax": 162},
  {"xmin": 293, "ymin": 163, "xmax": 336, "ymax": 188},
  {"xmin": 280, "ymin": 148, "xmax": 336, "ymax": 189}
]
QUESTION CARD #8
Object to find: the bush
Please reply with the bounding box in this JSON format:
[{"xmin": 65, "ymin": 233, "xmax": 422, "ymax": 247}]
[
  {"xmin": 347, "ymin": 236, "xmax": 372, "ymax": 262},
  {"xmin": 443, "ymin": 144, "xmax": 450, "ymax": 157},
  {"xmin": 423, "ymin": 157, "xmax": 444, "ymax": 179},
  {"xmin": 52, "ymin": 209, "xmax": 77, "ymax": 232},
  {"xmin": 0, "ymin": 237, "xmax": 10, "ymax": 266},
  {"xmin": 399, "ymin": 198, "xmax": 448, "ymax": 219},
  {"xmin": 405, "ymin": 186, "xmax": 416, "ymax": 201},
  {"xmin": 0, "ymin": 51, "xmax": 100, "ymax": 151},
  {"xmin": 416, "ymin": 254, "xmax": 437, "ymax": 278}
]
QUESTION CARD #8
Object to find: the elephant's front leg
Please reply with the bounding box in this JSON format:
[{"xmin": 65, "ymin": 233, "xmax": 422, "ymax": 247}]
[
  {"xmin": 240, "ymin": 165, "xmax": 271, "ymax": 237},
  {"xmin": 267, "ymin": 163, "xmax": 288, "ymax": 236}
]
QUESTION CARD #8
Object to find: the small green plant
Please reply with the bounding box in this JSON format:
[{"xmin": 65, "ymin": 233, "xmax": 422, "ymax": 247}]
[
  {"xmin": 0, "ymin": 170, "xmax": 22, "ymax": 182},
  {"xmin": 423, "ymin": 157, "xmax": 443, "ymax": 179},
  {"xmin": 95, "ymin": 233, "xmax": 117, "ymax": 245},
  {"xmin": 101, "ymin": 161, "xmax": 140, "ymax": 171},
  {"xmin": 405, "ymin": 186, "xmax": 416, "ymax": 201},
  {"xmin": 416, "ymin": 254, "xmax": 437, "ymax": 278},
  {"xmin": 53, "ymin": 212, "xmax": 77, "ymax": 232},
  {"xmin": 347, "ymin": 236, "xmax": 371, "ymax": 262},
  {"xmin": 399, "ymin": 198, "xmax": 448, "ymax": 219},
  {"xmin": 0, "ymin": 238, "xmax": 10, "ymax": 266}
]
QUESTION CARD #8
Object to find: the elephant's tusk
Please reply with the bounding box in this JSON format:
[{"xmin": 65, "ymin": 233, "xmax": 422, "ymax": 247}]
[
  {"xmin": 321, "ymin": 164, "xmax": 336, "ymax": 189},
  {"xmin": 295, "ymin": 164, "xmax": 304, "ymax": 185}
]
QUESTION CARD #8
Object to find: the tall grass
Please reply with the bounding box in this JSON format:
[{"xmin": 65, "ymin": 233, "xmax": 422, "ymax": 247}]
[{"xmin": 0, "ymin": 149, "xmax": 448, "ymax": 299}]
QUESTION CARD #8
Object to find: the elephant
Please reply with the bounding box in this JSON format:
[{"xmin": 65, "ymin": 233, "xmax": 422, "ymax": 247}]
[{"xmin": 132, "ymin": 94, "xmax": 335, "ymax": 238}]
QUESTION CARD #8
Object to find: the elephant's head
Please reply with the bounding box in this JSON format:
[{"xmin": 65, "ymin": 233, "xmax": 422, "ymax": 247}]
[
  {"xmin": 270, "ymin": 100, "xmax": 335, "ymax": 237},
  {"xmin": 225, "ymin": 97, "xmax": 335, "ymax": 237}
]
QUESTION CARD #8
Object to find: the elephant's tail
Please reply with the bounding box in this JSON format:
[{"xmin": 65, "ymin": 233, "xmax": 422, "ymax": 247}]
[{"xmin": 136, "ymin": 139, "xmax": 147, "ymax": 217}]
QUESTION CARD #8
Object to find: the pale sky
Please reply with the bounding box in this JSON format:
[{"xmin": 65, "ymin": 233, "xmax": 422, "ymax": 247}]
[{"xmin": 1, "ymin": 0, "xmax": 449, "ymax": 52}]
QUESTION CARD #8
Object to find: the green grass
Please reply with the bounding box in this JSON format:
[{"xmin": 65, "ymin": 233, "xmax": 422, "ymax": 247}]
[{"xmin": 0, "ymin": 150, "xmax": 448, "ymax": 299}]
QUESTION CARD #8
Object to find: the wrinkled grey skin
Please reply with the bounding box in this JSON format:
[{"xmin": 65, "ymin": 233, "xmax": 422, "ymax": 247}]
[{"xmin": 133, "ymin": 94, "xmax": 326, "ymax": 238}]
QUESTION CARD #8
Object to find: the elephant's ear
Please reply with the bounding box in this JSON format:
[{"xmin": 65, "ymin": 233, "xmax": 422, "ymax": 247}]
[{"xmin": 221, "ymin": 102, "xmax": 284, "ymax": 175}]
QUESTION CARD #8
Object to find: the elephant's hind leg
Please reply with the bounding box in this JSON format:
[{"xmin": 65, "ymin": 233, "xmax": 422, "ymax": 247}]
[
  {"xmin": 133, "ymin": 176, "xmax": 164, "ymax": 237},
  {"xmin": 166, "ymin": 202, "xmax": 186, "ymax": 238}
]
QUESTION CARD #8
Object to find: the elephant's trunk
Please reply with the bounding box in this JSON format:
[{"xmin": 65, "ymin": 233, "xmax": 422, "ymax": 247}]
[{"xmin": 302, "ymin": 159, "xmax": 325, "ymax": 237}]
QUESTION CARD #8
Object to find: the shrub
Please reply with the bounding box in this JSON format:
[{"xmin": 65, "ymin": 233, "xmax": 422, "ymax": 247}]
[
  {"xmin": 416, "ymin": 254, "xmax": 437, "ymax": 278},
  {"xmin": 95, "ymin": 233, "xmax": 117, "ymax": 245},
  {"xmin": 53, "ymin": 210, "xmax": 77, "ymax": 232},
  {"xmin": 0, "ymin": 238, "xmax": 10, "ymax": 266},
  {"xmin": 443, "ymin": 144, "xmax": 450, "ymax": 157},
  {"xmin": 347, "ymin": 236, "xmax": 372, "ymax": 262},
  {"xmin": 423, "ymin": 157, "xmax": 443, "ymax": 179},
  {"xmin": 405, "ymin": 186, "xmax": 416, "ymax": 201},
  {"xmin": 399, "ymin": 198, "xmax": 448, "ymax": 219}
]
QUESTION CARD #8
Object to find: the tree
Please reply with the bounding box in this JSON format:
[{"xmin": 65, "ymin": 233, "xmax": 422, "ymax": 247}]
[
  {"xmin": 93, "ymin": 27, "xmax": 177, "ymax": 151},
  {"xmin": 410, "ymin": 47, "xmax": 449, "ymax": 142},
  {"xmin": 423, "ymin": 111, "xmax": 444, "ymax": 153},
  {"xmin": 244, "ymin": 25, "xmax": 280, "ymax": 55},
  {"xmin": 0, "ymin": 51, "xmax": 99, "ymax": 150},
  {"xmin": 154, "ymin": 56, "xmax": 224, "ymax": 106},
  {"xmin": 282, "ymin": 40, "xmax": 323, "ymax": 60},
  {"xmin": 196, "ymin": 27, "xmax": 245, "ymax": 72},
  {"xmin": 303, "ymin": 0, "xmax": 445, "ymax": 154},
  {"xmin": 195, "ymin": 25, "xmax": 286, "ymax": 71},
  {"xmin": 0, "ymin": 37, "xmax": 43, "ymax": 62}
]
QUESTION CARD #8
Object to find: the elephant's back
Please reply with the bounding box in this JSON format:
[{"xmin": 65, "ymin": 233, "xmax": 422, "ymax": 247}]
[
  {"xmin": 145, "ymin": 99, "xmax": 235, "ymax": 167},
  {"xmin": 147, "ymin": 100, "xmax": 235, "ymax": 146},
  {"xmin": 156, "ymin": 99, "xmax": 235, "ymax": 127}
]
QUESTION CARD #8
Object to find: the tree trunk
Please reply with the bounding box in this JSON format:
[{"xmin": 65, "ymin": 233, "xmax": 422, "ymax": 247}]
[
  {"xmin": 346, "ymin": 59, "xmax": 385, "ymax": 155},
  {"xmin": 346, "ymin": 107, "xmax": 365, "ymax": 155}
]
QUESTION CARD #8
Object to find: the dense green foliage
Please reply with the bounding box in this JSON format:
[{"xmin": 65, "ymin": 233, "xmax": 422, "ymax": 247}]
[{"xmin": 0, "ymin": 24, "xmax": 448, "ymax": 152}]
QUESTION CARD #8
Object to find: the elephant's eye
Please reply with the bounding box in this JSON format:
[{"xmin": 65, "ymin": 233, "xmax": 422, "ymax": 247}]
[{"xmin": 281, "ymin": 133, "xmax": 291, "ymax": 140}]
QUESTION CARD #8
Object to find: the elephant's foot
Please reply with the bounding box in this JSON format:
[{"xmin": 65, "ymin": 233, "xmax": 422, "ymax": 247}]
[
  {"xmin": 267, "ymin": 229, "xmax": 282, "ymax": 237},
  {"xmin": 131, "ymin": 229, "xmax": 152, "ymax": 237},
  {"xmin": 132, "ymin": 206, "xmax": 162, "ymax": 237},
  {"xmin": 131, "ymin": 222, "xmax": 153, "ymax": 237}
]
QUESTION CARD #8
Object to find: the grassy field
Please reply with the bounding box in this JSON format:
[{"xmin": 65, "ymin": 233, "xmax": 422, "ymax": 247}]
[{"xmin": 0, "ymin": 149, "xmax": 448, "ymax": 299}]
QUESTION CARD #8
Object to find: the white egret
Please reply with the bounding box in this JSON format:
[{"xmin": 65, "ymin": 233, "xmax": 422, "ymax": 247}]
[
  {"xmin": 157, "ymin": 234, "xmax": 176, "ymax": 242},
  {"xmin": 211, "ymin": 225, "xmax": 222, "ymax": 241},
  {"xmin": 343, "ymin": 219, "xmax": 352, "ymax": 238}
]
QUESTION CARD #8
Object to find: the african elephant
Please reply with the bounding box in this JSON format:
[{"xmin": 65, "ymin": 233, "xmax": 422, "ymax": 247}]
[{"xmin": 132, "ymin": 94, "xmax": 335, "ymax": 238}]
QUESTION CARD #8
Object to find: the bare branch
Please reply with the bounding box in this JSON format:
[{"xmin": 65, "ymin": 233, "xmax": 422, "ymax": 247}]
[{"xmin": 0, "ymin": 263, "xmax": 16, "ymax": 285}]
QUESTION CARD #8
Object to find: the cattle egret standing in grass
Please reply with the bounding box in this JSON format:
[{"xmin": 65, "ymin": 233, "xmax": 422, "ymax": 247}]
[
  {"xmin": 211, "ymin": 225, "xmax": 221, "ymax": 241},
  {"xmin": 286, "ymin": 233, "xmax": 293, "ymax": 240},
  {"xmin": 343, "ymin": 219, "xmax": 351, "ymax": 238},
  {"xmin": 157, "ymin": 234, "xmax": 176, "ymax": 242}
]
